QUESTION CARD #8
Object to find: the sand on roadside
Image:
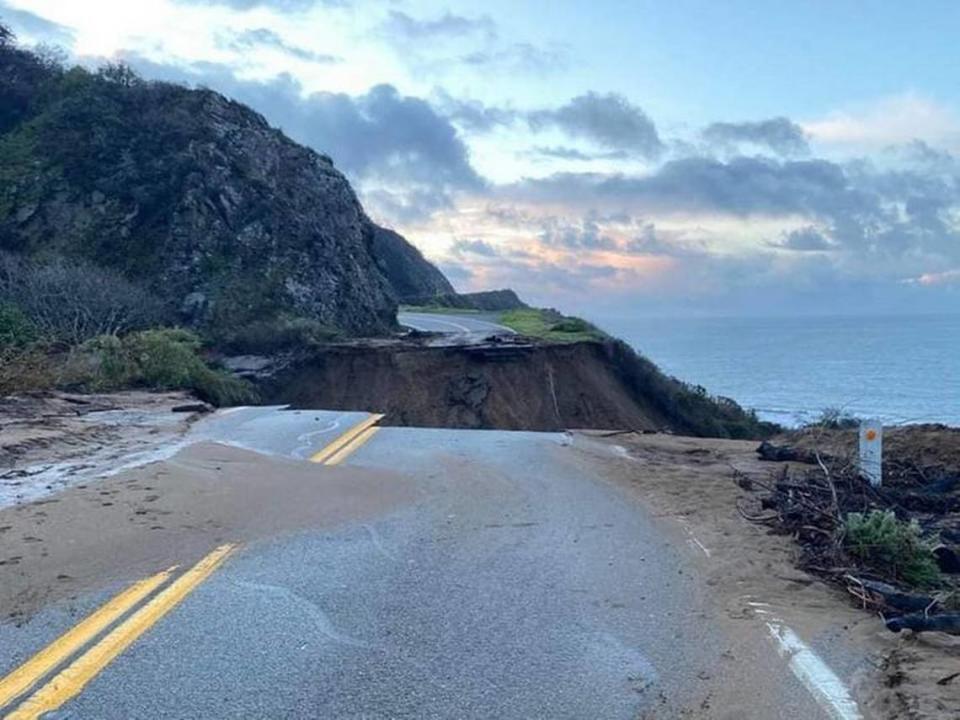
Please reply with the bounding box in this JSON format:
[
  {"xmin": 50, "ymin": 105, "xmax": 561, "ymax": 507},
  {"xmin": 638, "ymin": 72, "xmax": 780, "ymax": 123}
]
[
  {"xmin": 0, "ymin": 391, "xmax": 207, "ymax": 508},
  {"xmin": 570, "ymin": 431, "xmax": 960, "ymax": 720},
  {"xmin": 0, "ymin": 442, "xmax": 419, "ymax": 623}
]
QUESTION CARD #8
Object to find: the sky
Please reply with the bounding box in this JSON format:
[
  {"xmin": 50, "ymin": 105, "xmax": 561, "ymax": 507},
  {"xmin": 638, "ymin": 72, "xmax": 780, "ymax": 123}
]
[{"xmin": 2, "ymin": 0, "xmax": 960, "ymax": 319}]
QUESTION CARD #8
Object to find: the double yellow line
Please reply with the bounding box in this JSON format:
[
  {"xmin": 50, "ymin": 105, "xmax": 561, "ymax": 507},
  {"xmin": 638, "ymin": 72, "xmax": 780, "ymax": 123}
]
[
  {"xmin": 0, "ymin": 544, "xmax": 236, "ymax": 720},
  {"xmin": 309, "ymin": 413, "xmax": 384, "ymax": 465},
  {"xmin": 0, "ymin": 412, "xmax": 384, "ymax": 717}
]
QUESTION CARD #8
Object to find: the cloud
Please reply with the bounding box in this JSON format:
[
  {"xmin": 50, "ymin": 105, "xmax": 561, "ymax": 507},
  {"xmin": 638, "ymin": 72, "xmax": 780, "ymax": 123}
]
[
  {"xmin": 528, "ymin": 146, "xmax": 629, "ymax": 161},
  {"xmin": 379, "ymin": 12, "xmax": 565, "ymax": 78},
  {"xmin": 538, "ymin": 218, "xmax": 618, "ymax": 250},
  {"xmin": 439, "ymin": 91, "xmax": 661, "ymax": 158},
  {"xmin": 529, "ymin": 92, "xmax": 663, "ymax": 159},
  {"xmin": 0, "ymin": 4, "xmax": 74, "ymax": 45},
  {"xmin": 459, "ymin": 42, "xmax": 568, "ymax": 75},
  {"xmin": 433, "ymin": 91, "xmax": 520, "ymax": 133},
  {"xmin": 173, "ymin": 0, "xmax": 338, "ymax": 10},
  {"xmin": 507, "ymin": 157, "xmax": 858, "ymax": 217},
  {"xmin": 380, "ymin": 10, "xmax": 496, "ymax": 41},
  {"xmin": 904, "ymin": 268, "xmax": 960, "ymax": 286},
  {"xmin": 770, "ymin": 226, "xmax": 834, "ymax": 252},
  {"xmin": 226, "ymin": 28, "xmax": 339, "ymax": 63},
  {"xmin": 702, "ymin": 117, "xmax": 809, "ymax": 157},
  {"xmin": 803, "ymin": 93, "xmax": 960, "ymax": 152},
  {"xmin": 451, "ymin": 239, "xmax": 498, "ymax": 256}
]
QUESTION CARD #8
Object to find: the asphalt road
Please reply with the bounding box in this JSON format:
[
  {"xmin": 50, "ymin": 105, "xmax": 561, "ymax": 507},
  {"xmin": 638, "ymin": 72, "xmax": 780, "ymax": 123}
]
[
  {"xmin": 398, "ymin": 311, "xmax": 515, "ymax": 336},
  {"xmin": 0, "ymin": 408, "xmax": 861, "ymax": 719}
]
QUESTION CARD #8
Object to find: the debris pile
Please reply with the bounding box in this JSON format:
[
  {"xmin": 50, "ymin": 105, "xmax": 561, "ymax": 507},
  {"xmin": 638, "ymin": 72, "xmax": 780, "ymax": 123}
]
[{"xmin": 741, "ymin": 424, "xmax": 960, "ymax": 634}]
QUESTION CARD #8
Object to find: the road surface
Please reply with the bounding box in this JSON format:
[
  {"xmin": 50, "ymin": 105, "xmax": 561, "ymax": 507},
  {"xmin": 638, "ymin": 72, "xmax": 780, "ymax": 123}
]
[
  {"xmin": 0, "ymin": 407, "xmax": 866, "ymax": 719},
  {"xmin": 398, "ymin": 311, "xmax": 515, "ymax": 336}
]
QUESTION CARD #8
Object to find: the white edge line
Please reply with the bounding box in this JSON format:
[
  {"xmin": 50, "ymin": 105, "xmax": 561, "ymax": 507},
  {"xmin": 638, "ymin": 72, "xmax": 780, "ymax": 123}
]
[{"xmin": 765, "ymin": 620, "xmax": 862, "ymax": 720}]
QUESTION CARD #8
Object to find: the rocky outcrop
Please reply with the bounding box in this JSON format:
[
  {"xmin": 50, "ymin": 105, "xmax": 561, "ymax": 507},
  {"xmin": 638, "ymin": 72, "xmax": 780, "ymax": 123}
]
[
  {"xmin": 403, "ymin": 288, "xmax": 528, "ymax": 311},
  {"xmin": 370, "ymin": 226, "xmax": 454, "ymax": 301},
  {"xmin": 0, "ymin": 50, "xmax": 451, "ymax": 335}
]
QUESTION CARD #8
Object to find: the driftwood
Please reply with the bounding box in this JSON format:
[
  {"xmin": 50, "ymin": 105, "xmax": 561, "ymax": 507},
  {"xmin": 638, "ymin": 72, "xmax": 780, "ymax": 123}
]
[
  {"xmin": 845, "ymin": 576, "xmax": 937, "ymax": 614},
  {"xmin": 756, "ymin": 441, "xmax": 818, "ymax": 464},
  {"xmin": 885, "ymin": 613, "xmax": 960, "ymax": 635}
]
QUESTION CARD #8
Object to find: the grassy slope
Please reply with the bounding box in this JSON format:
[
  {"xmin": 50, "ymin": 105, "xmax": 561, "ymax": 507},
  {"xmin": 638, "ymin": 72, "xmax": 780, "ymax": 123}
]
[{"xmin": 497, "ymin": 308, "xmax": 607, "ymax": 343}]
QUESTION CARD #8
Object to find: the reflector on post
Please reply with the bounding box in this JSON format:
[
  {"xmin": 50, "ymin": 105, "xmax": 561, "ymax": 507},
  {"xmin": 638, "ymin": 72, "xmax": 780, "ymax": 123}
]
[{"xmin": 858, "ymin": 419, "xmax": 883, "ymax": 487}]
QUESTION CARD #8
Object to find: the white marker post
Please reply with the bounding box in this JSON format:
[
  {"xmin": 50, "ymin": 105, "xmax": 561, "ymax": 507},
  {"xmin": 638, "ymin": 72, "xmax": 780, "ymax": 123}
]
[{"xmin": 858, "ymin": 419, "xmax": 883, "ymax": 487}]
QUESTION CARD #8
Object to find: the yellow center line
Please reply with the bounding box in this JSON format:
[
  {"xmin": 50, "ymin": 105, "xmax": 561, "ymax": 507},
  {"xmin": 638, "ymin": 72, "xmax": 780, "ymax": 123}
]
[
  {"xmin": 6, "ymin": 544, "xmax": 237, "ymax": 720},
  {"xmin": 324, "ymin": 426, "xmax": 380, "ymax": 466},
  {"xmin": 0, "ymin": 569, "xmax": 174, "ymax": 710},
  {"xmin": 309, "ymin": 413, "xmax": 384, "ymax": 464}
]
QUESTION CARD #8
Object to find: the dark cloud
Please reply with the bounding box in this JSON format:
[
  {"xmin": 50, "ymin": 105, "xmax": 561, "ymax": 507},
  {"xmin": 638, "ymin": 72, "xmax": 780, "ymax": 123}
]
[
  {"xmin": 702, "ymin": 117, "xmax": 809, "ymax": 157},
  {"xmin": 438, "ymin": 91, "xmax": 661, "ymax": 158},
  {"xmin": 226, "ymin": 28, "xmax": 339, "ymax": 63},
  {"xmin": 624, "ymin": 224, "xmax": 705, "ymax": 257},
  {"xmin": 434, "ymin": 91, "xmax": 520, "ymax": 133},
  {"xmin": 529, "ymin": 146, "xmax": 629, "ymax": 161},
  {"xmin": 0, "ymin": 4, "xmax": 74, "ymax": 45},
  {"xmin": 127, "ymin": 57, "xmax": 484, "ymax": 222},
  {"xmin": 459, "ymin": 42, "xmax": 568, "ymax": 75},
  {"xmin": 380, "ymin": 10, "xmax": 496, "ymax": 41},
  {"xmin": 771, "ymin": 227, "xmax": 834, "ymax": 251},
  {"xmin": 539, "ymin": 218, "xmax": 617, "ymax": 250},
  {"xmin": 508, "ymin": 157, "xmax": 860, "ymax": 217},
  {"xmin": 451, "ymin": 239, "xmax": 498, "ymax": 256},
  {"xmin": 529, "ymin": 93, "xmax": 663, "ymax": 159},
  {"xmin": 506, "ymin": 153, "xmax": 960, "ymax": 279}
]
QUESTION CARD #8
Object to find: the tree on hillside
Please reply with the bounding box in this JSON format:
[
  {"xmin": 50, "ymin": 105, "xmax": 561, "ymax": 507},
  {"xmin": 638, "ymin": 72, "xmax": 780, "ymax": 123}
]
[
  {"xmin": 0, "ymin": 21, "xmax": 59, "ymax": 133},
  {"xmin": 0, "ymin": 253, "xmax": 168, "ymax": 344}
]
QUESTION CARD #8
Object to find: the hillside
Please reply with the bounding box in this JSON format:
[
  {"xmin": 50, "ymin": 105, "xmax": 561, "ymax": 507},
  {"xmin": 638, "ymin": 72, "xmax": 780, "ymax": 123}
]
[
  {"xmin": 0, "ymin": 31, "xmax": 448, "ymax": 336},
  {"xmin": 0, "ymin": 26, "xmax": 772, "ymax": 440}
]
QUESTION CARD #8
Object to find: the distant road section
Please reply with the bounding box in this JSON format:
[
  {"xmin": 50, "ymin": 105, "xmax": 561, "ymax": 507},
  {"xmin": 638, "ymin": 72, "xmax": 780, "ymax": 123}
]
[{"xmin": 398, "ymin": 311, "xmax": 515, "ymax": 335}]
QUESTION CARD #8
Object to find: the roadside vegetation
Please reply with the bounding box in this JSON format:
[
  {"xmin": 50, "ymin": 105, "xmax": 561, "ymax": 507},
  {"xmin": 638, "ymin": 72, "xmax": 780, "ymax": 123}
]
[
  {"xmin": 843, "ymin": 510, "xmax": 942, "ymax": 589},
  {"xmin": 0, "ymin": 252, "xmax": 255, "ymax": 405},
  {"xmin": 499, "ymin": 308, "xmax": 608, "ymax": 343}
]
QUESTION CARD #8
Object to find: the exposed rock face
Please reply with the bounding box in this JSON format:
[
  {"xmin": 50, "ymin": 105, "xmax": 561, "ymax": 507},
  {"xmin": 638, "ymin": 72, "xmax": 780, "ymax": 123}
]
[
  {"xmin": 370, "ymin": 226, "xmax": 454, "ymax": 301},
  {"xmin": 0, "ymin": 56, "xmax": 451, "ymax": 335}
]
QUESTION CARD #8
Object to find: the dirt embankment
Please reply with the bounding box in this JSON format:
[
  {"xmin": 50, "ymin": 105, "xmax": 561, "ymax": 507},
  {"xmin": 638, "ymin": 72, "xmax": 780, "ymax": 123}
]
[{"xmin": 255, "ymin": 339, "xmax": 769, "ymax": 439}]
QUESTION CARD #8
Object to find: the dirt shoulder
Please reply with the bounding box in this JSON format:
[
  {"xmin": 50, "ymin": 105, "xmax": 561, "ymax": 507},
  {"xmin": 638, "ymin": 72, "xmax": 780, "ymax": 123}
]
[
  {"xmin": 0, "ymin": 442, "xmax": 418, "ymax": 624},
  {"xmin": 571, "ymin": 431, "xmax": 960, "ymax": 720}
]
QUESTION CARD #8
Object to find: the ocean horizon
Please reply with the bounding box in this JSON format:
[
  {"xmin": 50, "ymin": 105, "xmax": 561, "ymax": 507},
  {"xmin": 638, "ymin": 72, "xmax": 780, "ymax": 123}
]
[{"xmin": 595, "ymin": 313, "xmax": 960, "ymax": 428}]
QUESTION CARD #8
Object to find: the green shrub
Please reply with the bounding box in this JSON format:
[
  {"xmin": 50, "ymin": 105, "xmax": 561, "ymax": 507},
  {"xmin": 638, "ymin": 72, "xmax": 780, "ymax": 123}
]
[
  {"xmin": 0, "ymin": 344, "xmax": 54, "ymax": 395},
  {"xmin": 0, "ymin": 303, "xmax": 36, "ymax": 346},
  {"xmin": 67, "ymin": 328, "xmax": 256, "ymax": 406},
  {"xmin": 844, "ymin": 510, "xmax": 941, "ymax": 588},
  {"xmin": 813, "ymin": 407, "xmax": 859, "ymax": 430},
  {"xmin": 216, "ymin": 315, "xmax": 340, "ymax": 354}
]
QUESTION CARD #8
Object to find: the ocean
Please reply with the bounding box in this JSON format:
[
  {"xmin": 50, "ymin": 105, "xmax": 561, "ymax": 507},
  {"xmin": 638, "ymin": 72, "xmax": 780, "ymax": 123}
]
[{"xmin": 595, "ymin": 314, "xmax": 960, "ymax": 428}]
